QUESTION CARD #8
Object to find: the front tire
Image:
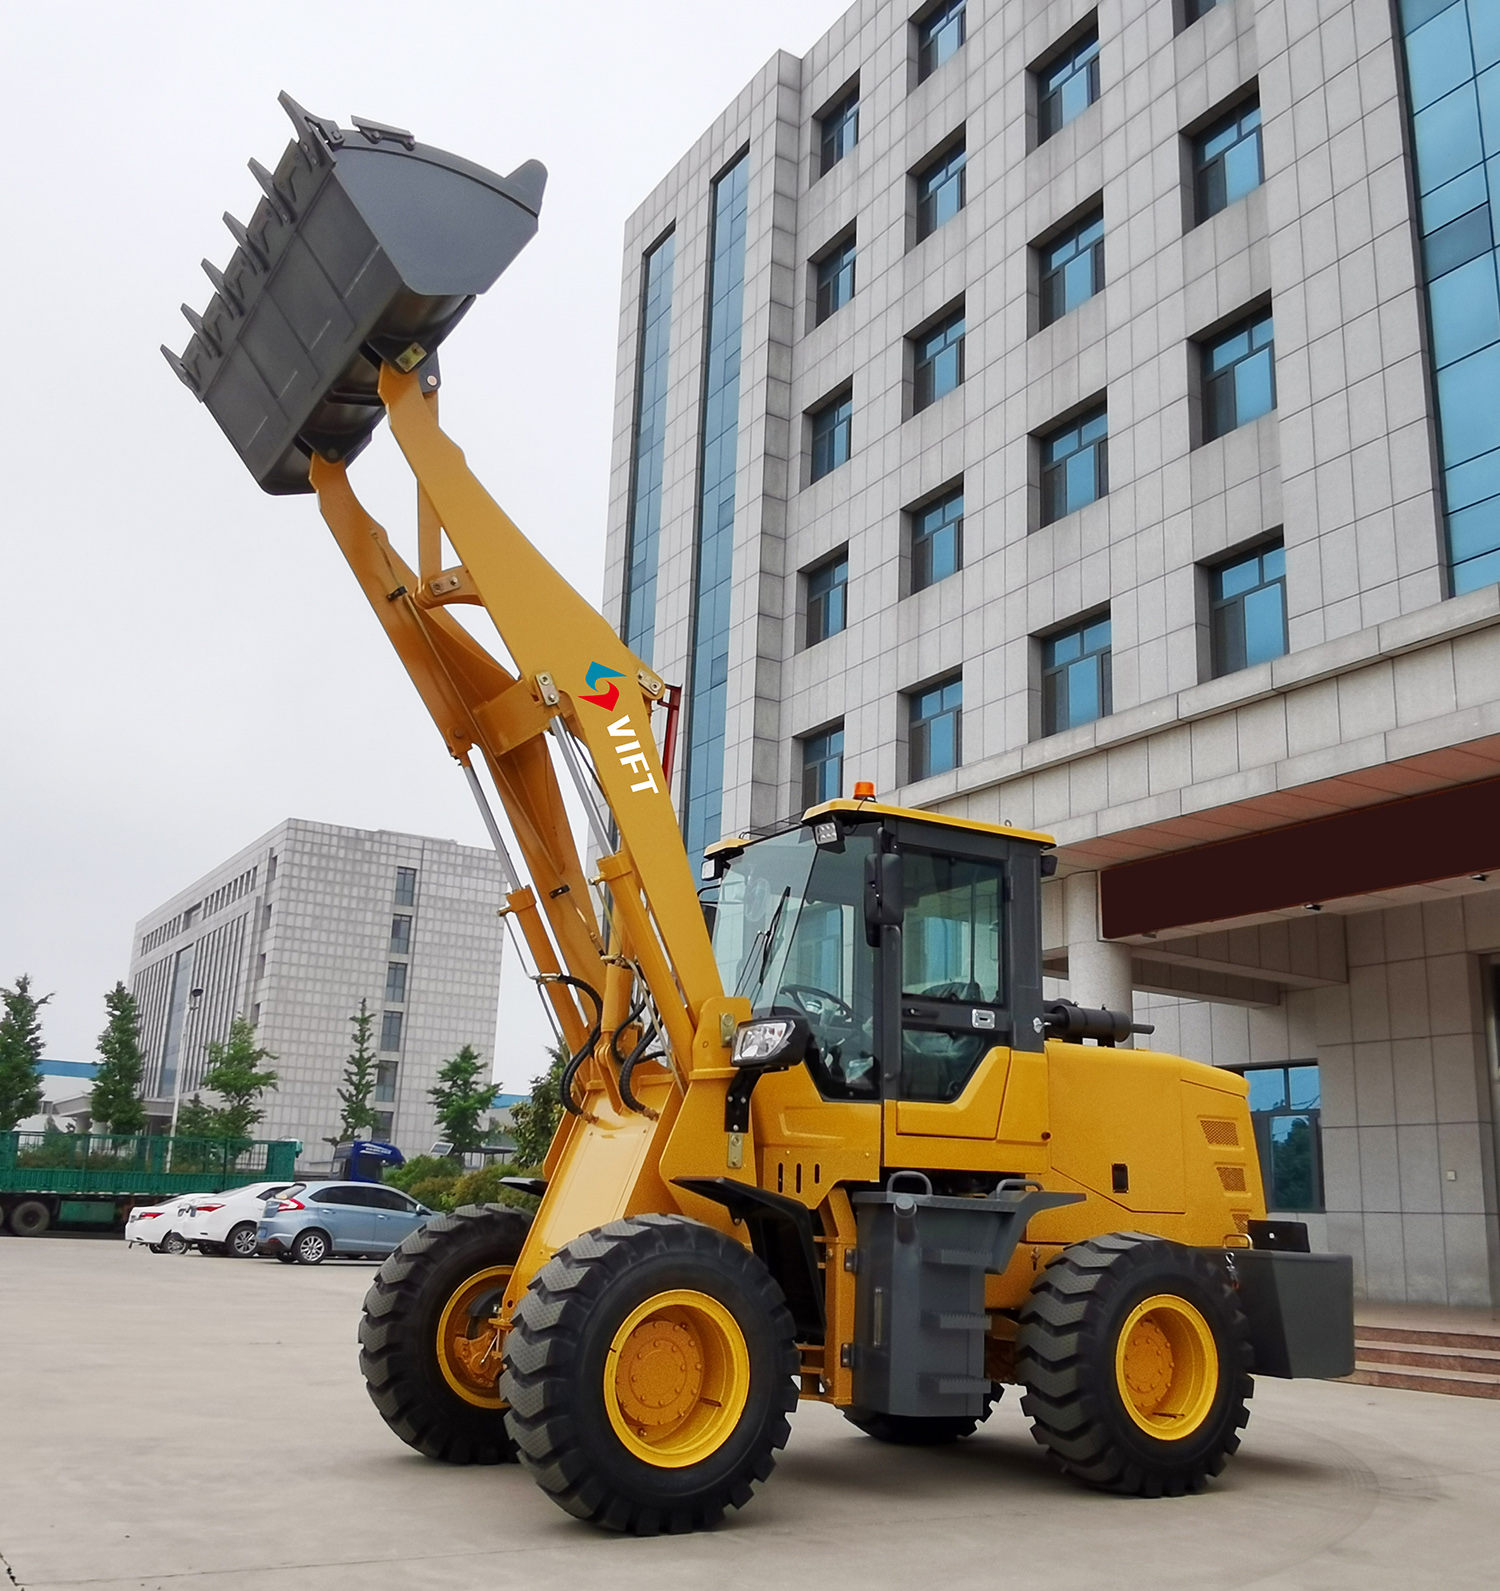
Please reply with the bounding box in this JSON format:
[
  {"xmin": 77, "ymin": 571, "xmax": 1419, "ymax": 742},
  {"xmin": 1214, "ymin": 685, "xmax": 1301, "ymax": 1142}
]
[
  {"xmin": 1017, "ymin": 1233, "xmax": 1251, "ymax": 1497},
  {"xmin": 360, "ymin": 1203, "xmax": 532, "ymax": 1465},
  {"xmin": 501, "ymin": 1213, "xmax": 799, "ymax": 1534},
  {"xmin": 9, "ymin": 1200, "xmax": 52, "ymax": 1237}
]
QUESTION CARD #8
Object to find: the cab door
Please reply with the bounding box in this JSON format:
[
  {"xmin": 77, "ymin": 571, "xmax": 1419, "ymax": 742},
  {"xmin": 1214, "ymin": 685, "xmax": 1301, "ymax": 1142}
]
[{"xmin": 884, "ymin": 847, "xmax": 1014, "ymax": 1168}]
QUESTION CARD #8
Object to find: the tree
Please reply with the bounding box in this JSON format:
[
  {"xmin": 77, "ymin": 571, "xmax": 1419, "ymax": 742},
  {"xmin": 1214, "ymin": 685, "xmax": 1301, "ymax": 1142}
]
[
  {"xmin": 507, "ymin": 1039, "xmax": 568, "ymax": 1168},
  {"xmin": 199, "ymin": 1015, "xmax": 279, "ymax": 1142},
  {"xmin": 91, "ymin": 982, "xmax": 147, "ymax": 1135},
  {"xmin": 0, "ymin": 974, "xmax": 50, "ymax": 1130},
  {"xmin": 175, "ymin": 1094, "xmax": 220, "ymax": 1138},
  {"xmin": 428, "ymin": 1044, "xmax": 493, "ymax": 1155},
  {"xmin": 326, "ymin": 1000, "xmax": 380, "ymax": 1149}
]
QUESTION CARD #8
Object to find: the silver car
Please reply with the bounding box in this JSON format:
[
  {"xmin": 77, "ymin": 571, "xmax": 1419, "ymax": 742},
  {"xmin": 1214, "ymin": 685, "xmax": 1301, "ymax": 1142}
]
[{"xmin": 256, "ymin": 1181, "xmax": 434, "ymax": 1264}]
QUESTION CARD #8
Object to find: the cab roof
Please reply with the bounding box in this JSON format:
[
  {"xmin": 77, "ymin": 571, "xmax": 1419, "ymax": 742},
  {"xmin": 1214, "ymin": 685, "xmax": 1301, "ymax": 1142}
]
[{"xmin": 704, "ymin": 800, "xmax": 1056, "ymax": 856}]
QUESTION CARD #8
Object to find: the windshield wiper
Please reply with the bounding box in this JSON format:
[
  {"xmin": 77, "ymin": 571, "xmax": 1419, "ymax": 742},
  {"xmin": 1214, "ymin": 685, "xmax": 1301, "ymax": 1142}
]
[{"xmin": 736, "ymin": 885, "xmax": 792, "ymax": 999}]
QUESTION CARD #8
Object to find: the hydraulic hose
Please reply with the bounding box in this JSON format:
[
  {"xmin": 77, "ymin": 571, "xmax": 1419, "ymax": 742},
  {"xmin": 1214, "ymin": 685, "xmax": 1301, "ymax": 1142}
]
[
  {"xmin": 537, "ymin": 974, "xmax": 604, "ymax": 1115},
  {"xmin": 609, "ymin": 990, "xmax": 663, "ymax": 1115}
]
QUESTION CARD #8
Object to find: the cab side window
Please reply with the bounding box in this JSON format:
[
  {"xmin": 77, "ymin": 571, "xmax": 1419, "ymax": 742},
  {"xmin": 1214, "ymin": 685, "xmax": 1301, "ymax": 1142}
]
[{"xmin": 899, "ymin": 851, "xmax": 1006, "ymax": 1101}]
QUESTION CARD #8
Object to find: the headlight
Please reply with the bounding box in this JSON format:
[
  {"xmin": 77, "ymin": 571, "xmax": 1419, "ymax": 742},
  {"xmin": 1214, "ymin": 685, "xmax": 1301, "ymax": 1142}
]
[{"xmin": 732, "ymin": 1019, "xmax": 795, "ymax": 1065}]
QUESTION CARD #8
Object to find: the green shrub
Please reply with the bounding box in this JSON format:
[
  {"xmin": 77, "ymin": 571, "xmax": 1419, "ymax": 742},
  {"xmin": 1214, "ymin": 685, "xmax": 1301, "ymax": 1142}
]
[{"xmin": 448, "ymin": 1163, "xmax": 541, "ymax": 1213}]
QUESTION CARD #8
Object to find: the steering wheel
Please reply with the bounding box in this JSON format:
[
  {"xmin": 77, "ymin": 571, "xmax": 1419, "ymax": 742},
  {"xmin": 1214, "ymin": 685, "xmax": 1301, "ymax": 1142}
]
[{"xmin": 779, "ymin": 983, "xmax": 858, "ymax": 1028}]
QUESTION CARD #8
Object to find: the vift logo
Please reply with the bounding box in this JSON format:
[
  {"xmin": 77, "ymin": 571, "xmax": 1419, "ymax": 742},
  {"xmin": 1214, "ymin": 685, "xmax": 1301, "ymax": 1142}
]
[{"xmin": 581, "ymin": 662, "xmax": 659, "ymax": 794}]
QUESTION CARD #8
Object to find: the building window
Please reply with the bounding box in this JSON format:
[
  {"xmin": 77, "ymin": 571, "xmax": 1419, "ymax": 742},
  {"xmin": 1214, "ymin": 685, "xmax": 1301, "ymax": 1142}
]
[
  {"xmin": 1042, "ymin": 615, "xmax": 1112, "ymax": 734},
  {"xmin": 819, "ymin": 85, "xmax": 859, "ymax": 176},
  {"xmin": 909, "ymin": 677, "xmax": 963, "ymax": 781},
  {"xmin": 373, "ymin": 1110, "xmax": 394, "ymax": 1139},
  {"xmin": 1202, "ymin": 311, "xmax": 1275, "ymax": 441},
  {"xmin": 801, "ymin": 726, "xmax": 844, "ymax": 808},
  {"xmin": 256, "ymin": 953, "xmax": 266, "ymax": 981},
  {"xmin": 385, "ymin": 962, "xmax": 408, "ymax": 1004},
  {"xmin": 1183, "ymin": 0, "xmax": 1230, "ymax": 22},
  {"xmin": 1038, "ymin": 208, "xmax": 1105, "ymax": 328},
  {"xmin": 621, "ymin": 231, "xmax": 676, "ymax": 661},
  {"xmin": 1040, "ymin": 406, "xmax": 1109, "ymax": 525},
  {"xmin": 375, "ymin": 1062, "xmax": 397, "ymax": 1104},
  {"xmin": 912, "ymin": 308, "xmax": 965, "ymax": 412},
  {"xmin": 916, "ymin": 0, "xmax": 966, "ymax": 82},
  {"xmin": 1398, "ymin": 1, "xmax": 1500, "ymax": 592},
  {"xmin": 1194, "ymin": 99, "xmax": 1263, "ymax": 222},
  {"xmin": 1037, "ymin": 25, "xmax": 1101, "ymax": 143},
  {"xmin": 810, "ymin": 391, "xmax": 853, "ymax": 481},
  {"xmin": 394, "ymin": 866, "xmax": 417, "ymax": 905},
  {"xmin": 911, "ymin": 487, "xmax": 963, "ymax": 591},
  {"xmin": 914, "ymin": 139, "xmax": 966, "ymax": 242},
  {"xmin": 267, "ymin": 852, "xmax": 277, "ymax": 882},
  {"xmin": 682, "ymin": 154, "xmax": 749, "ymax": 870},
  {"xmin": 1210, "ymin": 540, "xmax": 1287, "ymax": 677},
  {"xmin": 1241, "ymin": 1063, "xmax": 1324, "ymax": 1212},
  {"xmin": 806, "ymin": 552, "xmax": 849, "ymax": 646},
  {"xmin": 380, "ymin": 1010, "xmax": 403, "ymax": 1053},
  {"xmin": 815, "ymin": 235, "xmax": 856, "ymax": 324},
  {"xmin": 389, "ymin": 915, "xmax": 413, "ymax": 955}
]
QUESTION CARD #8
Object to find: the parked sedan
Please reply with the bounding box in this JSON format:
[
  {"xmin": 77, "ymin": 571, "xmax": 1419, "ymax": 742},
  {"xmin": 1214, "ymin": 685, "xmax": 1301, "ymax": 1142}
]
[
  {"xmin": 257, "ymin": 1181, "xmax": 434, "ymax": 1264},
  {"xmin": 124, "ymin": 1194, "xmax": 211, "ymax": 1254},
  {"xmin": 180, "ymin": 1182, "xmax": 297, "ymax": 1258}
]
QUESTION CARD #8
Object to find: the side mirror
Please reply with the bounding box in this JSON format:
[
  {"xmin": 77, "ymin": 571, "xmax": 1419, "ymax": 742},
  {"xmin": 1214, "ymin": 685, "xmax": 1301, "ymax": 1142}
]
[{"xmin": 863, "ymin": 850, "xmax": 902, "ymax": 946}]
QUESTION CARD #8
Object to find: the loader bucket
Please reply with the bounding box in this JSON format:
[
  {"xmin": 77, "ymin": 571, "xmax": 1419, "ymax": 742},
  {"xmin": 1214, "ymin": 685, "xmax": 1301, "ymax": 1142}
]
[{"xmin": 164, "ymin": 94, "xmax": 546, "ymax": 494}]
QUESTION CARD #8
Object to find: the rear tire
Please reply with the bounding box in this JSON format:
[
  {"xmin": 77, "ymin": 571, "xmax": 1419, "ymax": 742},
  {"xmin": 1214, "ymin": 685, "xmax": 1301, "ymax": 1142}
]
[
  {"xmin": 1016, "ymin": 1233, "xmax": 1251, "ymax": 1497},
  {"xmin": 293, "ymin": 1229, "xmax": 330, "ymax": 1265},
  {"xmin": 275, "ymin": 1252, "xmax": 296, "ymax": 1264},
  {"xmin": 9, "ymin": 1200, "xmax": 51, "ymax": 1237},
  {"xmin": 501, "ymin": 1213, "xmax": 799, "ymax": 1534},
  {"xmin": 843, "ymin": 1389, "xmax": 998, "ymax": 1446},
  {"xmin": 225, "ymin": 1222, "xmax": 259, "ymax": 1259},
  {"xmin": 360, "ymin": 1203, "xmax": 532, "ymax": 1465},
  {"xmin": 161, "ymin": 1231, "xmax": 189, "ymax": 1256}
]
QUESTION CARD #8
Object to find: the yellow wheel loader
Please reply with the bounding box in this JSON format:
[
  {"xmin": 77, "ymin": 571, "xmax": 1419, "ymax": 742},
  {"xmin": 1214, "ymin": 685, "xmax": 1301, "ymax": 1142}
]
[{"xmin": 167, "ymin": 99, "xmax": 1355, "ymax": 1534}]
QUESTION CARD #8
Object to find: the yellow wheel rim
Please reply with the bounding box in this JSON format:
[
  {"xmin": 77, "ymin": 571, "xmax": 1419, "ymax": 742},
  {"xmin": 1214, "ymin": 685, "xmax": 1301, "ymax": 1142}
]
[
  {"xmin": 1114, "ymin": 1293, "xmax": 1219, "ymax": 1441},
  {"xmin": 435, "ymin": 1265, "xmax": 513, "ymax": 1408},
  {"xmin": 603, "ymin": 1289, "xmax": 751, "ymax": 1469}
]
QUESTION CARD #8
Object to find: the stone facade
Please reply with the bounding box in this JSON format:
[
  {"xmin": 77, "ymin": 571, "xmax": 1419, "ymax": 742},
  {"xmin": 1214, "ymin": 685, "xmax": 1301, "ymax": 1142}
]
[{"xmin": 604, "ymin": 0, "xmax": 1500, "ymax": 1304}]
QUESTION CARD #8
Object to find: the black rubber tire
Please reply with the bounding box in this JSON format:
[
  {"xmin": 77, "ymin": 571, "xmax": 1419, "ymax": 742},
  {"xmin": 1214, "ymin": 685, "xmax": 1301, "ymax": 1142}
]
[
  {"xmin": 360, "ymin": 1203, "xmax": 533, "ymax": 1465},
  {"xmin": 225, "ymin": 1222, "xmax": 258, "ymax": 1259},
  {"xmin": 843, "ymin": 1389, "xmax": 999, "ymax": 1446},
  {"xmin": 1016, "ymin": 1232, "xmax": 1252, "ymax": 1497},
  {"xmin": 9, "ymin": 1200, "xmax": 51, "ymax": 1237},
  {"xmin": 161, "ymin": 1230, "xmax": 190, "ymax": 1256},
  {"xmin": 293, "ymin": 1229, "xmax": 331, "ymax": 1265},
  {"xmin": 275, "ymin": 1252, "xmax": 296, "ymax": 1264},
  {"xmin": 501, "ymin": 1213, "xmax": 800, "ymax": 1535}
]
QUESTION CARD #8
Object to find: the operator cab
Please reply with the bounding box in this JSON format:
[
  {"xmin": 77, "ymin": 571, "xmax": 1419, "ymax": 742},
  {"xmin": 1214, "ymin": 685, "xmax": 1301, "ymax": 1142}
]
[{"xmin": 703, "ymin": 797, "xmax": 1056, "ymax": 1106}]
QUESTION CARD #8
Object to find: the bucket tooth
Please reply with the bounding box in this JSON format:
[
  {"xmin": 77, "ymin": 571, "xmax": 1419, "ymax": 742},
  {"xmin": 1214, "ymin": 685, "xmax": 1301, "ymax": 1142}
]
[
  {"xmin": 277, "ymin": 91, "xmax": 341, "ymax": 156},
  {"xmin": 351, "ymin": 114, "xmax": 415, "ymax": 149},
  {"xmin": 201, "ymin": 260, "xmax": 243, "ymax": 315},
  {"xmin": 504, "ymin": 160, "xmax": 548, "ymax": 217},
  {"xmin": 222, "ymin": 212, "xmax": 267, "ymax": 270},
  {"xmin": 248, "ymin": 158, "xmax": 294, "ymax": 222},
  {"xmin": 180, "ymin": 304, "xmax": 220, "ymax": 356},
  {"xmin": 160, "ymin": 346, "xmax": 200, "ymax": 395}
]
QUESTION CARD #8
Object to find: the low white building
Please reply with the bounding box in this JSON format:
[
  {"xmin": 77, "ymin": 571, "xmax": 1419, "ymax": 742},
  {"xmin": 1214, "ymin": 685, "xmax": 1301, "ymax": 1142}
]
[{"xmin": 129, "ymin": 819, "xmax": 506, "ymax": 1158}]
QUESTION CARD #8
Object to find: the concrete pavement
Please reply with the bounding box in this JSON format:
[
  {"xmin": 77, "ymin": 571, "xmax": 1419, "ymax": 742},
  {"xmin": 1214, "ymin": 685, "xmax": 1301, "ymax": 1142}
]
[{"xmin": 1, "ymin": 1237, "xmax": 1497, "ymax": 1590}]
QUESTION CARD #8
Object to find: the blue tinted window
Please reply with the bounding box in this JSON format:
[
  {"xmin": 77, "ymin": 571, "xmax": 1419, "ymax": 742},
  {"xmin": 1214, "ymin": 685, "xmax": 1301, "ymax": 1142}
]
[
  {"xmin": 820, "ymin": 88, "xmax": 859, "ymax": 176},
  {"xmin": 913, "ymin": 310, "xmax": 965, "ymax": 411},
  {"xmin": 1437, "ymin": 340, "xmax": 1500, "ymax": 465},
  {"xmin": 816, "ymin": 236, "xmax": 856, "ymax": 323},
  {"xmin": 1041, "ymin": 615, "xmax": 1112, "ymax": 734},
  {"xmin": 1040, "ymin": 407, "xmax": 1108, "ymax": 524},
  {"xmin": 1413, "ymin": 83, "xmax": 1484, "ymax": 192},
  {"xmin": 1210, "ymin": 540, "xmax": 1288, "ymax": 676},
  {"xmin": 1202, "ymin": 312, "xmax": 1275, "ymax": 441},
  {"xmin": 682, "ymin": 159, "xmax": 749, "ymax": 868},
  {"xmin": 811, "ymin": 393, "xmax": 853, "ymax": 480},
  {"xmin": 1194, "ymin": 101, "xmax": 1263, "ymax": 222},
  {"xmin": 1405, "ymin": 3, "xmax": 1475, "ymax": 110},
  {"xmin": 909, "ymin": 677, "xmax": 962, "ymax": 779},
  {"xmin": 806, "ymin": 553, "xmax": 848, "ymax": 646},
  {"xmin": 1429, "ymin": 252, "xmax": 1500, "ymax": 366},
  {"xmin": 1037, "ymin": 29, "xmax": 1101, "ymax": 142},
  {"xmin": 917, "ymin": 0, "xmax": 966, "ymax": 82},
  {"xmin": 802, "ymin": 726, "xmax": 845, "ymax": 808},
  {"xmin": 912, "ymin": 487, "xmax": 963, "ymax": 591},
  {"xmin": 915, "ymin": 141, "xmax": 966, "ymax": 241},
  {"xmin": 1039, "ymin": 209, "xmax": 1105, "ymax": 327},
  {"xmin": 621, "ymin": 233, "xmax": 675, "ymax": 662}
]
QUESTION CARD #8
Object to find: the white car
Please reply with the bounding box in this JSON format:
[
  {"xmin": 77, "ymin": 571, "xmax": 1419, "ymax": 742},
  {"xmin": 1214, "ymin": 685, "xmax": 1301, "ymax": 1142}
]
[
  {"xmin": 180, "ymin": 1182, "xmax": 298, "ymax": 1258},
  {"xmin": 124, "ymin": 1194, "xmax": 210, "ymax": 1254}
]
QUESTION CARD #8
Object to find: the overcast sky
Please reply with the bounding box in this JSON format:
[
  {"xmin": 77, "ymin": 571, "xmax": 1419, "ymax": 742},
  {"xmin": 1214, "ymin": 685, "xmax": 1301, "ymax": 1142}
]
[{"xmin": 0, "ymin": 0, "xmax": 848, "ymax": 1090}]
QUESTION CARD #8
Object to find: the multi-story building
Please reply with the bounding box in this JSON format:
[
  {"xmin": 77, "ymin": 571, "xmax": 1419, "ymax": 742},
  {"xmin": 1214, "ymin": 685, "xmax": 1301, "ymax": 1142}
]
[
  {"xmin": 603, "ymin": 0, "xmax": 1500, "ymax": 1304},
  {"xmin": 129, "ymin": 820, "xmax": 505, "ymax": 1157}
]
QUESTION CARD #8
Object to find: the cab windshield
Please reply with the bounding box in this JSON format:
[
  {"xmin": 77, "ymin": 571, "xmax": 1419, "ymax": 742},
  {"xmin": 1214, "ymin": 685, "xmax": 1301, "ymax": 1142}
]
[{"xmin": 711, "ymin": 827, "xmax": 877, "ymax": 1098}]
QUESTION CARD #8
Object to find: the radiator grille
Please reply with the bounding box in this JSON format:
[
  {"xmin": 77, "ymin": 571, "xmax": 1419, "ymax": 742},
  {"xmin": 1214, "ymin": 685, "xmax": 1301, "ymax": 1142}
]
[
  {"xmin": 1217, "ymin": 1165, "xmax": 1248, "ymax": 1193},
  {"xmin": 1201, "ymin": 1118, "xmax": 1239, "ymax": 1147}
]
